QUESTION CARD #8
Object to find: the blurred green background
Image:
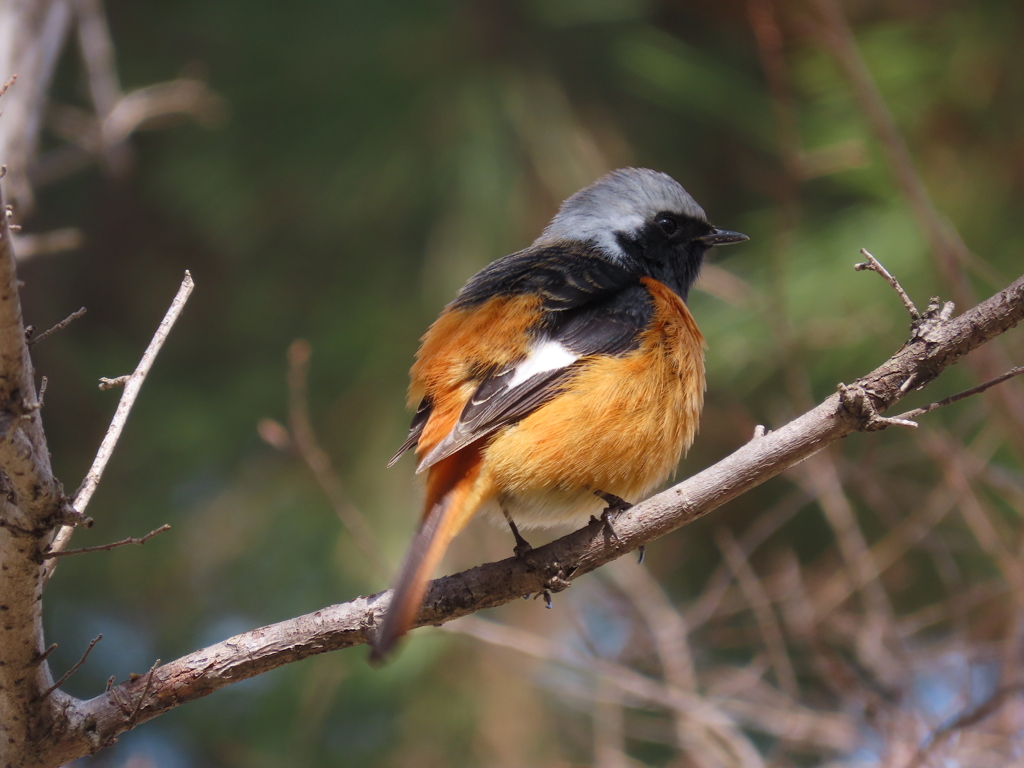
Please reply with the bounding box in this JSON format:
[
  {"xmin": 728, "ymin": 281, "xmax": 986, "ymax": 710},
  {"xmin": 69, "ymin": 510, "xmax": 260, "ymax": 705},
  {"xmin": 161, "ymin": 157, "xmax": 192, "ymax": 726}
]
[{"xmin": 16, "ymin": 0, "xmax": 1024, "ymax": 765}]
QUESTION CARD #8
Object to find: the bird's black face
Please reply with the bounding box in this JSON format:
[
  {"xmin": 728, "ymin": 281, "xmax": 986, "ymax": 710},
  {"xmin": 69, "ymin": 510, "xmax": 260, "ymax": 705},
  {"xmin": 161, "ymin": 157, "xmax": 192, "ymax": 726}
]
[{"xmin": 614, "ymin": 212, "xmax": 747, "ymax": 301}]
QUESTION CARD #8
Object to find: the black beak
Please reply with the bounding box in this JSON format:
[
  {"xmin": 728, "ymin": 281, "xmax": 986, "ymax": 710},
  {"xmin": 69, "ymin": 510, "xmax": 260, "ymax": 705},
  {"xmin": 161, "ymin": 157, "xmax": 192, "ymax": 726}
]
[{"xmin": 697, "ymin": 228, "xmax": 749, "ymax": 246}]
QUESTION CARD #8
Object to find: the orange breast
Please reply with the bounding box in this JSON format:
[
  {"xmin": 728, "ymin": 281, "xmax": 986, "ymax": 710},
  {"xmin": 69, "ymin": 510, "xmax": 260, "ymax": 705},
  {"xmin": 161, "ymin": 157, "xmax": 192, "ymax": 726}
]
[{"xmin": 480, "ymin": 277, "xmax": 705, "ymax": 528}]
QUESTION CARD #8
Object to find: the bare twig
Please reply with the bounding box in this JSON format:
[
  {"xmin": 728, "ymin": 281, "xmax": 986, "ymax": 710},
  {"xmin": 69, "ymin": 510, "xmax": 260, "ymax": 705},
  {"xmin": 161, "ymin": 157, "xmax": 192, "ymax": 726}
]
[
  {"xmin": 11, "ymin": 227, "xmax": 83, "ymax": 259},
  {"xmin": 97, "ymin": 375, "xmax": 129, "ymax": 390},
  {"xmin": 43, "ymin": 524, "xmax": 171, "ymax": 560},
  {"xmin": 807, "ymin": 0, "xmax": 1024, "ymax": 454},
  {"xmin": 0, "ymin": 74, "xmax": 16, "ymax": 99},
  {"xmin": 716, "ymin": 529, "xmax": 799, "ymax": 698},
  {"xmin": 604, "ymin": 562, "xmax": 726, "ymax": 768},
  {"xmin": 76, "ymin": 271, "xmax": 193, "ymax": 511},
  {"xmin": 855, "ymin": 249, "xmax": 920, "ymax": 320},
  {"xmin": 806, "ymin": 0, "xmax": 974, "ymax": 298},
  {"xmin": 126, "ymin": 659, "xmax": 160, "ymax": 728},
  {"xmin": 34, "ymin": 643, "xmax": 58, "ymax": 666},
  {"xmin": 283, "ymin": 339, "xmax": 385, "ymax": 576},
  {"xmin": 686, "ymin": 488, "xmax": 810, "ymax": 628},
  {"xmin": 37, "ymin": 635, "xmax": 102, "ymax": 701},
  {"xmin": 606, "ymin": 560, "xmax": 697, "ymax": 691},
  {"xmin": 904, "ymin": 685, "xmax": 1024, "ymax": 768},
  {"xmin": 593, "ymin": 679, "xmax": 628, "ymax": 768},
  {"xmin": 893, "ymin": 365, "xmax": 1024, "ymax": 422},
  {"xmin": 73, "ymin": 0, "xmax": 121, "ymax": 120},
  {"xmin": 28, "ymin": 306, "xmax": 86, "ymax": 347},
  {"xmin": 42, "ymin": 272, "xmax": 194, "ymax": 580}
]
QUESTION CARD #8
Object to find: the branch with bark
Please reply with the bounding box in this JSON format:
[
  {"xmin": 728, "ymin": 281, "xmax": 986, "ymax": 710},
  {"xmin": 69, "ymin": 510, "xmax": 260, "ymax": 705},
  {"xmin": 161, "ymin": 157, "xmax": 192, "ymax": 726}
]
[{"xmin": 5, "ymin": 257, "xmax": 1020, "ymax": 765}]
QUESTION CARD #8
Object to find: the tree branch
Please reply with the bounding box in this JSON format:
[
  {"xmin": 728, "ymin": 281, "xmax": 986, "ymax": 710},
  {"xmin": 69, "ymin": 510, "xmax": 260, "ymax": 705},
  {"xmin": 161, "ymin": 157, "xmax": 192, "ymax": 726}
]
[
  {"xmin": 0, "ymin": 166, "xmax": 72, "ymax": 757},
  {"xmin": 42, "ymin": 271, "xmax": 193, "ymax": 580},
  {"xmin": 24, "ymin": 270, "xmax": 1024, "ymax": 767}
]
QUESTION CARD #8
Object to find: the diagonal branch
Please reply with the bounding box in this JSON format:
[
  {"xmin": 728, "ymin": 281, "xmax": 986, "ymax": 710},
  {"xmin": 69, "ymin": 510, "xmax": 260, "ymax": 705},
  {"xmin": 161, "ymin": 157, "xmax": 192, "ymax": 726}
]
[
  {"xmin": 42, "ymin": 271, "xmax": 194, "ymax": 581},
  {"xmin": 27, "ymin": 270, "xmax": 1024, "ymax": 767}
]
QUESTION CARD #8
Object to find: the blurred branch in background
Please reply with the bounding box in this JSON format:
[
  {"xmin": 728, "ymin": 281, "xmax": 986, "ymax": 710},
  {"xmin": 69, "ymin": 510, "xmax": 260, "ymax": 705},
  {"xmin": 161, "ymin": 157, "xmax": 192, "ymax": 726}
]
[
  {"xmin": 0, "ymin": 0, "xmax": 223, "ymax": 222},
  {"xmin": 257, "ymin": 339, "xmax": 387, "ymax": 578},
  {"xmin": 806, "ymin": 0, "xmax": 1024, "ymax": 458}
]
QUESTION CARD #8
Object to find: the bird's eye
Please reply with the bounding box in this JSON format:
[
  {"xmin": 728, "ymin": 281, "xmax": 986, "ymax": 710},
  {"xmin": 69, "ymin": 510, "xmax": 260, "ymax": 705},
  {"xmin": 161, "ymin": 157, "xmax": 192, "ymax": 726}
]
[{"xmin": 656, "ymin": 215, "xmax": 679, "ymax": 236}]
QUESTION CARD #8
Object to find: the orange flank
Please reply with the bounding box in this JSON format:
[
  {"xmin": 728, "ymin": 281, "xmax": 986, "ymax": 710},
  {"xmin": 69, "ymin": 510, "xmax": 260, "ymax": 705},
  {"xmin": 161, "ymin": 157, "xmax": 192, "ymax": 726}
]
[{"xmin": 408, "ymin": 293, "xmax": 543, "ymax": 424}]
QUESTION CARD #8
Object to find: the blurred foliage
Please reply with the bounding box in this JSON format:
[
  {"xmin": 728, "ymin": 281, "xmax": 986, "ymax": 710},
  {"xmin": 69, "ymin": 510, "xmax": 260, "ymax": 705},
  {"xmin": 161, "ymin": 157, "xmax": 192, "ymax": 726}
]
[{"xmin": 15, "ymin": 0, "xmax": 1024, "ymax": 765}]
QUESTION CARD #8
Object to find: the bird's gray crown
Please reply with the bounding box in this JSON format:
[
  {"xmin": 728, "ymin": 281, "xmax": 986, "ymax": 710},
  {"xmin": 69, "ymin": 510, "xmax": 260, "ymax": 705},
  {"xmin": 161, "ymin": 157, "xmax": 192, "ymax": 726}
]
[{"xmin": 533, "ymin": 167, "xmax": 707, "ymax": 256}]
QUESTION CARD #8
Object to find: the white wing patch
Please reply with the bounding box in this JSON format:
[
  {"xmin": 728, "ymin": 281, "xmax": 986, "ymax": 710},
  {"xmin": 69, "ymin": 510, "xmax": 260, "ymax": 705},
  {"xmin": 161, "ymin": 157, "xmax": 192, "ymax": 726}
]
[{"xmin": 507, "ymin": 340, "xmax": 578, "ymax": 388}]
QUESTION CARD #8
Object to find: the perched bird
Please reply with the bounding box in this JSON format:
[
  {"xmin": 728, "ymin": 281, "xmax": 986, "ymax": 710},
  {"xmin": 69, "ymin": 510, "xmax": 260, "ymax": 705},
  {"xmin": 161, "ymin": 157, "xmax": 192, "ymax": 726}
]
[{"xmin": 374, "ymin": 167, "xmax": 747, "ymax": 659}]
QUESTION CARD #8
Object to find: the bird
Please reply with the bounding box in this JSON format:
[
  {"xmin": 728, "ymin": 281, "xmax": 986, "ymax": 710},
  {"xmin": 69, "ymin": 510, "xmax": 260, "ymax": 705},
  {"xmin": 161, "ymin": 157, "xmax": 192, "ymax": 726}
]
[{"xmin": 372, "ymin": 167, "xmax": 747, "ymax": 660}]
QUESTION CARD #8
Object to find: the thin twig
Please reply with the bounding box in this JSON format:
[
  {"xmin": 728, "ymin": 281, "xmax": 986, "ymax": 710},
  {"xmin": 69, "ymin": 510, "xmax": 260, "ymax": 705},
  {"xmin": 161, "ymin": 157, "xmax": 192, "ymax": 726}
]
[
  {"xmin": 606, "ymin": 560, "xmax": 697, "ymax": 691},
  {"xmin": 27, "ymin": 306, "xmax": 86, "ymax": 347},
  {"xmin": 0, "ymin": 75, "xmax": 16, "ymax": 100},
  {"xmin": 33, "ymin": 643, "xmax": 58, "ymax": 666},
  {"xmin": 904, "ymin": 684, "xmax": 1024, "ymax": 768},
  {"xmin": 806, "ymin": 0, "xmax": 976, "ymax": 300},
  {"xmin": 42, "ymin": 272, "xmax": 194, "ymax": 581},
  {"xmin": 716, "ymin": 529, "xmax": 799, "ymax": 699},
  {"xmin": 605, "ymin": 562, "xmax": 726, "ymax": 768},
  {"xmin": 11, "ymin": 227, "xmax": 84, "ymax": 260},
  {"xmin": 126, "ymin": 659, "xmax": 160, "ymax": 727},
  {"xmin": 283, "ymin": 339, "xmax": 386, "ymax": 577},
  {"xmin": 43, "ymin": 524, "xmax": 171, "ymax": 560},
  {"xmin": 796, "ymin": 453, "xmax": 895, "ymax": 623},
  {"xmin": 73, "ymin": 0, "xmax": 122, "ymax": 120},
  {"xmin": 892, "ymin": 366, "xmax": 1024, "ymax": 422},
  {"xmin": 686, "ymin": 489, "xmax": 810, "ymax": 628},
  {"xmin": 38, "ymin": 635, "xmax": 102, "ymax": 701},
  {"xmin": 807, "ymin": 0, "xmax": 1024, "ymax": 455},
  {"xmin": 97, "ymin": 375, "xmax": 129, "ymax": 390},
  {"xmin": 855, "ymin": 249, "xmax": 919, "ymax": 320}
]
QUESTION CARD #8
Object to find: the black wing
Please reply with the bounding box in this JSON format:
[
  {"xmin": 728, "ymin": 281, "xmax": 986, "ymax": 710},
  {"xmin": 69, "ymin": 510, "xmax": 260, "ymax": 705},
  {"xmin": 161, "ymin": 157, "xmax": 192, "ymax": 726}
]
[
  {"xmin": 391, "ymin": 244, "xmax": 652, "ymax": 470},
  {"xmin": 415, "ymin": 281, "xmax": 654, "ymax": 472},
  {"xmin": 387, "ymin": 397, "xmax": 432, "ymax": 468},
  {"xmin": 450, "ymin": 243, "xmax": 636, "ymax": 312}
]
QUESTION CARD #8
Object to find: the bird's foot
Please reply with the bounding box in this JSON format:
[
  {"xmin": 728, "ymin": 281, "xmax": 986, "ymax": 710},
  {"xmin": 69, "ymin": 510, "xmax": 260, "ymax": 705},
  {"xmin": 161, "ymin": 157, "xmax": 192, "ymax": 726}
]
[
  {"xmin": 503, "ymin": 510, "xmax": 533, "ymax": 559},
  {"xmin": 591, "ymin": 491, "xmax": 632, "ymax": 542}
]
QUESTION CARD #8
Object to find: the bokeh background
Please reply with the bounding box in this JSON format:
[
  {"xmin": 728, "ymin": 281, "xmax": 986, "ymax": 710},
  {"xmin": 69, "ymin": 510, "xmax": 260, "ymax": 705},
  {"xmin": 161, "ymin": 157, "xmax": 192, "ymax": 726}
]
[{"xmin": 6, "ymin": 0, "xmax": 1024, "ymax": 765}]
